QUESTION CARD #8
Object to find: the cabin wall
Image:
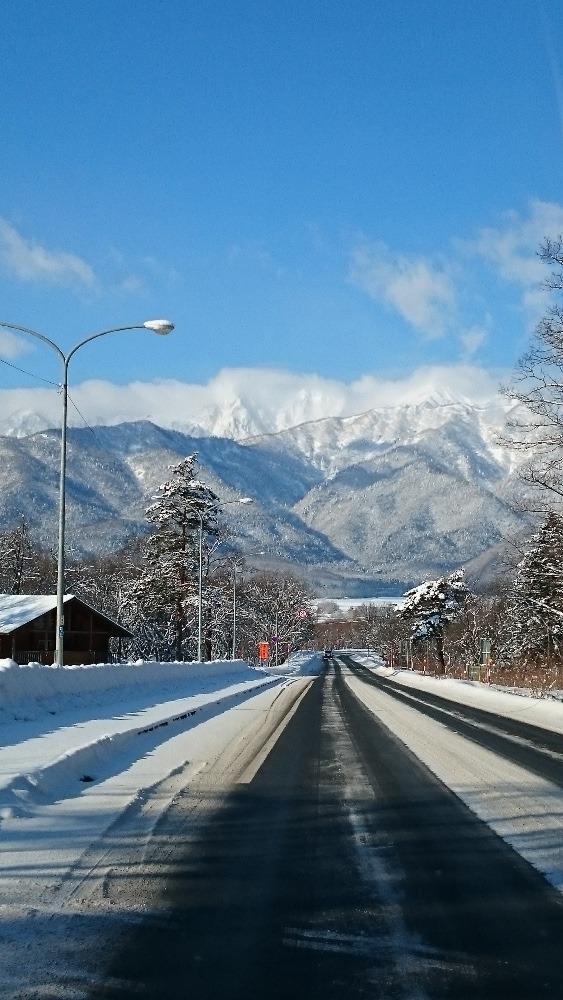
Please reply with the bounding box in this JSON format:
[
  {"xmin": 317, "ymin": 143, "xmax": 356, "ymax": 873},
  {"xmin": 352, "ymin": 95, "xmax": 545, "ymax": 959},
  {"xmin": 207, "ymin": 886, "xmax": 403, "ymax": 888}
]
[{"xmin": 0, "ymin": 602, "xmax": 117, "ymax": 664}]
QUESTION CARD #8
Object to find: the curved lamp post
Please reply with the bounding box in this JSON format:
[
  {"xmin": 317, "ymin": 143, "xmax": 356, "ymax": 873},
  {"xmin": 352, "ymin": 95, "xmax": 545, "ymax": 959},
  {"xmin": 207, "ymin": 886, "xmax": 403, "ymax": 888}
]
[
  {"xmin": 231, "ymin": 556, "xmax": 245, "ymax": 661},
  {"xmin": 0, "ymin": 319, "xmax": 174, "ymax": 666},
  {"xmin": 194, "ymin": 497, "xmax": 253, "ymax": 662}
]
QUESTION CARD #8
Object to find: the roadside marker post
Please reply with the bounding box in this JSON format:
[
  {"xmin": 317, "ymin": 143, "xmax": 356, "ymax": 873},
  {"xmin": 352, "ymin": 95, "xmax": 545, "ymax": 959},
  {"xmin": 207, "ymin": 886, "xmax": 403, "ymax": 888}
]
[{"xmin": 259, "ymin": 642, "xmax": 270, "ymax": 662}]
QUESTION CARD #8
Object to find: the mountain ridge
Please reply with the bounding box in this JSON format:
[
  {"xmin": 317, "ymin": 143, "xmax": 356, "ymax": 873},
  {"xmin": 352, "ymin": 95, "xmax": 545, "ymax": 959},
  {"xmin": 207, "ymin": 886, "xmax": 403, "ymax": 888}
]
[{"xmin": 0, "ymin": 395, "xmax": 533, "ymax": 595}]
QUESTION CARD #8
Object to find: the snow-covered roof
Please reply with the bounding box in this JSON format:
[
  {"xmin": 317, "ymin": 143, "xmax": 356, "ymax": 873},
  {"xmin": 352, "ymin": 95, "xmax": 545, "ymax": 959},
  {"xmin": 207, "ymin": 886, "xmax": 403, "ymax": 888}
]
[
  {"xmin": 0, "ymin": 595, "xmax": 131, "ymax": 636},
  {"xmin": 0, "ymin": 595, "xmax": 71, "ymax": 633}
]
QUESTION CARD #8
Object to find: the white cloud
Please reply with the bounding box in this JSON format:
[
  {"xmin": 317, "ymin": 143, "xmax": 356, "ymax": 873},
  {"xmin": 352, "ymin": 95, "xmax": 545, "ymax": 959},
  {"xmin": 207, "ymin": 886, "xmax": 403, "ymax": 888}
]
[
  {"xmin": 461, "ymin": 200, "xmax": 563, "ymax": 332},
  {"xmin": 0, "ymin": 364, "xmax": 506, "ymax": 439},
  {"xmin": 348, "ymin": 201, "xmax": 563, "ymax": 353},
  {"xmin": 116, "ymin": 275, "xmax": 146, "ymax": 296},
  {"xmin": 0, "ymin": 219, "xmax": 96, "ymax": 289},
  {"xmin": 459, "ymin": 326, "xmax": 488, "ymax": 359},
  {"xmin": 467, "ymin": 200, "xmax": 563, "ymax": 290},
  {"xmin": 349, "ymin": 241, "xmax": 456, "ymax": 339},
  {"xmin": 0, "ymin": 329, "xmax": 32, "ymax": 361}
]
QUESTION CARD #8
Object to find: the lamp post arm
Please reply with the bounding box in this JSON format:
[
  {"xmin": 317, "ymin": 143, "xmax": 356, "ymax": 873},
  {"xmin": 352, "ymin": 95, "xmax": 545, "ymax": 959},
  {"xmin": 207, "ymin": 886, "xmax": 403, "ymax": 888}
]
[
  {"xmin": 0, "ymin": 321, "xmax": 66, "ymax": 366},
  {"xmin": 65, "ymin": 325, "xmax": 148, "ymax": 367}
]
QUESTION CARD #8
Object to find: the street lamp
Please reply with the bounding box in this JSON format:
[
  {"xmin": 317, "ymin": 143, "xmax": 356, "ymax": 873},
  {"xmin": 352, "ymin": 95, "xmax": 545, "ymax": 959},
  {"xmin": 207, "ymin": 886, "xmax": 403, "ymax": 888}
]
[
  {"xmin": 193, "ymin": 497, "xmax": 253, "ymax": 662},
  {"xmin": 0, "ymin": 319, "xmax": 174, "ymax": 666},
  {"xmin": 222, "ymin": 548, "xmax": 265, "ymax": 660},
  {"xmin": 230, "ymin": 555, "xmax": 247, "ymax": 660}
]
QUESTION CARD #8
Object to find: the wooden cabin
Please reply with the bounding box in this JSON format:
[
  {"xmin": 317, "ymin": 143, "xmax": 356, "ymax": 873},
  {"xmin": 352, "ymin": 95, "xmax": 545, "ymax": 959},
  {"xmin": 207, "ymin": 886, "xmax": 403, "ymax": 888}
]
[{"xmin": 0, "ymin": 594, "xmax": 133, "ymax": 665}]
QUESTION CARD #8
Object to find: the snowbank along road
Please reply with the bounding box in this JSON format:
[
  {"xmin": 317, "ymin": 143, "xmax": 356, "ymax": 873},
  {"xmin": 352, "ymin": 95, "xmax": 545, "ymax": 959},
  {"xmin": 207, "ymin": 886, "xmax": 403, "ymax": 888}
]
[{"xmin": 0, "ymin": 652, "xmax": 562, "ymax": 998}]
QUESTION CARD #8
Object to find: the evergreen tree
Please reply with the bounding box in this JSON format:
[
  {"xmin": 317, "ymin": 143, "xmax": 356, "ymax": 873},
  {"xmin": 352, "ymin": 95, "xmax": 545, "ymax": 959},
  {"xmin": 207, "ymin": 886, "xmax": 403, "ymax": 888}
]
[
  {"xmin": 509, "ymin": 510, "xmax": 563, "ymax": 659},
  {"xmin": 399, "ymin": 569, "xmax": 471, "ymax": 673},
  {"xmin": 140, "ymin": 456, "xmax": 221, "ymax": 660}
]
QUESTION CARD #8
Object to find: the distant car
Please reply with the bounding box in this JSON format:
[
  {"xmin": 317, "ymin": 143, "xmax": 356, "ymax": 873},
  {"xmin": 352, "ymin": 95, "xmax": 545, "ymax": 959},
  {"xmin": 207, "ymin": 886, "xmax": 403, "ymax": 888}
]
[{"xmin": 323, "ymin": 648, "xmax": 333, "ymax": 660}]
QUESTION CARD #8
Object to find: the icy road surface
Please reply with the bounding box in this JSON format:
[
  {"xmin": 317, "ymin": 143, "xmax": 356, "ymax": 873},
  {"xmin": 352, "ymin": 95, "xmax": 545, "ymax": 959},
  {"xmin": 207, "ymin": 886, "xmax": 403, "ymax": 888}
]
[
  {"xmin": 0, "ymin": 651, "xmax": 562, "ymax": 997},
  {"xmin": 344, "ymin": 655, "xmax": 563, "ymax": 895}
]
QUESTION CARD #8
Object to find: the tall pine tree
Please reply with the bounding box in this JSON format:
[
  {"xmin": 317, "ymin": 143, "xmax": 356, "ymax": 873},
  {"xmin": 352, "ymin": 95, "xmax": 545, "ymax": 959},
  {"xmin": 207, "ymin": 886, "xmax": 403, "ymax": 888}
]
[
  {"xmin": 509, "ymin": 510, "xmax": 563, "ymax": 659},
  {"xmin": 140, "ymin": 456, "xmax": 220, "ymax": 660}
]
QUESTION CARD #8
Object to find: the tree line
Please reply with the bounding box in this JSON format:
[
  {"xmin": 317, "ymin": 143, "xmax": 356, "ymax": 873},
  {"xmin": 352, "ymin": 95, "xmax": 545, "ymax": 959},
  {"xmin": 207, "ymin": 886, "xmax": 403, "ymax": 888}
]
[
  {"xmin": 316, "ymin": 237, "xmax": 563, "ymax": 679},
  {"xmin": 316, "ymin": 530, "xmax": 563, "ymax": 677},
  {"xmin": 0, "ymin": 456, "xmax": 314, "ymax": 662}
]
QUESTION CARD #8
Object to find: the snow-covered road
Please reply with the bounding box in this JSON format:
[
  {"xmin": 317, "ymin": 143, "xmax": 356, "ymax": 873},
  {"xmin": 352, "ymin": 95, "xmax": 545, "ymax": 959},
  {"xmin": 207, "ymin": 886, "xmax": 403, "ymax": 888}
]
[
  {"xmin": 1, "ymin": 651, "xmax": 562, "ymax": 998},
  {"xmin": 342, "ymin": 655, "xmax": 563, "ymax": 895}
]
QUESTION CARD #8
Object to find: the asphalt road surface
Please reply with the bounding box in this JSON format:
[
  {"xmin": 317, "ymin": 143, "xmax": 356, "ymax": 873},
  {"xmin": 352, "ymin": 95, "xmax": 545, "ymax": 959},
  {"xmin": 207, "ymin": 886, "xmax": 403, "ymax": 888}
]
[
  {"xmin": 96, "ymin": 659, "xmax": 563, "ymax": 999},
  {"xmin": 341, "ymin": 655, "xmax": 563, "ymax": 788}
]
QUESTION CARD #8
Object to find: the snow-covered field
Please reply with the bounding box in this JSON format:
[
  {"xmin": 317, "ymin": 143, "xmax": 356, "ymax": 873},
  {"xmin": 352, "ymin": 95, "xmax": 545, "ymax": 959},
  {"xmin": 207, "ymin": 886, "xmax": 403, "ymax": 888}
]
[
  {"xmin": 1, "ymin": 650, "xmax": 562, "ymax": 997},
  {"xmin": 313, "ymin": 596, "xmax": 399, "ymax": 620}
]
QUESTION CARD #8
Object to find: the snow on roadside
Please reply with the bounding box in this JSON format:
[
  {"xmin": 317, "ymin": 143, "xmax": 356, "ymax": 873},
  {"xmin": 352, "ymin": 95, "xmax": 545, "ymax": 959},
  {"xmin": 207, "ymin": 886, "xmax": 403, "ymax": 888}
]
[
  {"xmin": 348, "ymin": 650, "xmax": 563, "ymax": 734},
  {"xmin": 0, "ymin": 653, "xmax": 323, "ymax": 826},
  {"xmin": 0, "ymin": 659, "xmax": 285, "ymax": 892},
  {"xmin": 0, "ymin": 656, "xmax": 304, "ymax": 821},
  {"xmin": 261, "ymin": 648, "xmax": 324, "ymax": 678},
  {"xmin": 0, "ymin": 656, "xmax": 269, "ymax": 716},
  {"xmin": 0, "ymin": 654, "xmax": 321, "ymax": 885},
  {"xmin": 0, "ymin": 654, "xmax": 321, "ymax": 997}
]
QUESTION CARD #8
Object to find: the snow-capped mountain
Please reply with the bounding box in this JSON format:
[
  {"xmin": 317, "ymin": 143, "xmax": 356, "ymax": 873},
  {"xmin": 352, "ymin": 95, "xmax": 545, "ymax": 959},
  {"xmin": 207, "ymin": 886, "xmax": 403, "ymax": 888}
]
[
  {"xmin": 170, "ymin": 398, "xmax": 275, "ymax": 440},
  {"xmin": 240, "ymin": 397, "xmax": 532, "ymax": 588},
  {"xmin": 0, "ymin": 409, "xmax": 57, "ymax": 438},
  {"xmin": 243, "ymin": 397, "xmax": 514, "ymax": 477},
  {"xmin": 0, "ymin": 375, "xmax": 505, "ymax": 443},
  {"xmin": 0, "ymin": 396, "xmax": 534, "ymax": 594}
]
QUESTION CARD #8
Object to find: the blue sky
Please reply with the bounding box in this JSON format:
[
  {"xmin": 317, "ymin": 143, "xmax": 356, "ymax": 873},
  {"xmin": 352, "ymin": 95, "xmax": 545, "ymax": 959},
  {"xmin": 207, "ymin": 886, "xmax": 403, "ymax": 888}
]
[{"xmin": 0, "ymin": 0, "xmax": 562, "ymax": 427}]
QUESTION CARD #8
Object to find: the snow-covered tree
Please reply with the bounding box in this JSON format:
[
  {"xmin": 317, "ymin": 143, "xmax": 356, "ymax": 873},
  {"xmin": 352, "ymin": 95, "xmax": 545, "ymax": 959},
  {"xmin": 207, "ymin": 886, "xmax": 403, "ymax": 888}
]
[
  {"xmin": 137, "ymin": 456, "xmax": 221, "ymax": 660},
  {"xmin": 197, "ymin": 575, "xmax": 235, "ymax": 659},
  {"xmin": 236, "ymin": 570, "xmax": 314, "ymax": 662},
  {"xmin": 0, "ymin": 519, "xmax": 54, "ymax": 594},
  {"xmin": 399, "ymin": 569, "xmax": 471, "ymax": 673},
  {"xmin": 67, "ymin": 536, "xmax": 145, "ymax": 656},
  {"xmin": 502, "ymin": 237, "xmax": 563, "ymax": 503},
  {"xmin": 335, "ymin": 602, "xmax": 410, "ymax": 662},
  {"xmin": 447, "ymin": 593, "xmax": 511, "ymax": 670},
  {"xmin": 507, "ymin": 510, "xmax": 563, "ymax": 659}
]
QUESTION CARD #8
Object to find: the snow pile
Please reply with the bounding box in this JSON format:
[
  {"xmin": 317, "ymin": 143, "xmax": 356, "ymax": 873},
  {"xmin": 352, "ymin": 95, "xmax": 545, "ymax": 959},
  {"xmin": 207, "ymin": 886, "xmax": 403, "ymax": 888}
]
[
  {"xmin": 0, "ymin": 656, "xmax": 266, "ymax": 718},
  {"xmin": 0, "ymin": 654, "xmax": 323, "ymax": 826},
  {"xmin": 0, "ymin": 659, "xmax": 284, "ymax": 821},
  {"xmin": 261, "ymin": 649, "xmax": 325, "ymax": 678}
]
